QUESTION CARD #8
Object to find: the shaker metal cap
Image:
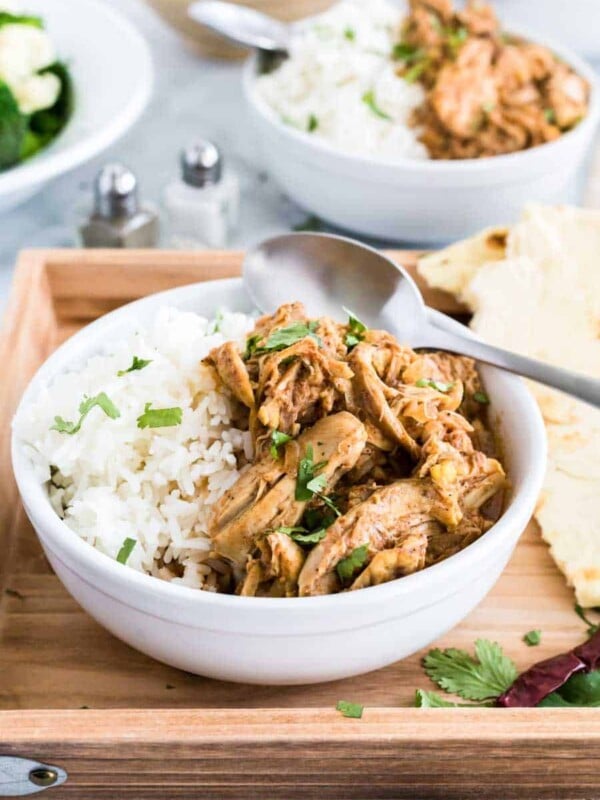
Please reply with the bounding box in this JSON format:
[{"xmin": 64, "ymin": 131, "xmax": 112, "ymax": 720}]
[
  {"xmin": 94, "ymin": 163, "xmax": 139, "ymax": 219},
  {"xmin": 181, "ymin": 140, "xmax": 222, "ymax": 187}
]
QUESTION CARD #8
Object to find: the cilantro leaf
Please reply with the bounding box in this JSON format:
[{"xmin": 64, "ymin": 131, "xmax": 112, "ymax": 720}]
[
  {"xmin": 306, "ymin": 473, "xmax": 328, "ymax": 495},
  {"xmin": 51, "ymin": 392, "xmax": 121, "ymax": 435},
  {"xmin": 307, "ymin": 114, "xmax": 318, "ymax": 132},
  {"xmin": 336, "ymin": 544, "xmax": 369, "ymax": 582},
  {"xmin": 336, "ymin": 700, "xmax": 363, "ymax": 718},
  {"xmin": 416, "ymin": 378, "xmax": 454, "ymax": 393},
  {"xmin": 295, "ymin": 445, "xmax": 326, "ymax": 501},
  {"xmin": 116, "ymin": 537, "xmax": 136, "ymax": 565},
  {"xmin": 293, "ymin": 215, "xmax": 323, "ymax": 232},
  {"xmin": 0, "ymin": 11, "xmax": 43, "ymax": 27},
  {"xmin": 343, "ymin": 26, "xmax": 355, "ymax": 41},
  {"xmin": 473, "ymin": 391, "xmax": 490, "ymax": 404},
  {"xmin": 343, "ymin": 306, "xmax": 367, "ymax": 349},
  {"xmin": 118, "ymin": 355, "xmax": 152, "ymax": 376},
  {"xmin": 447, "ymin": 25, "xmax": 468, "ymax": 55},
  {"xmin": 362, "ymin": 90, "xmax": 392, "ymax": 121},
  {"xmin": 244, "ymin": 333, "xmax": 262, "ymax": 359},
  {"xmin": 544, "ymin": 108, "xmax": 557, "ymax": 124},
  {"xmin": 415, "ymin": 689, "xmax": 493, "ymax": 708},
  {"xmin": 270, "ymin": 429, "xmax": 293, "ymax": 460},
  {"xmin": 523, "ymin": 630, "xmax": 541, "ymax": 647},
  {"xmin": 247, "ymin": 322, "xmax": 323, "ymax": 358},
  {"xmin": 277, "ymin": 526, "xmax": 327, "ymax": 545},
  {"xmin": 574, "ymin": 603, "xmax": 600, "ymax": 636},
  {"xmin": 137, "ymin": 403, "xmax": 183, "ymax": 429},
  {"xmin": 391, "ymin": 42, "xmax": 424, "ymax": 62},
  {"xmin": 423, "ymin": 639, "xmax": 518, "ymax": 701},
  {"xmin": 403, "ymin": 60, "xmax": 428, "ymax": 83}
]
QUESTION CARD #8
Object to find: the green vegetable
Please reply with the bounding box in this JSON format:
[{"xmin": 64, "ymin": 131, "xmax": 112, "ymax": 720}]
[
  {"xmin": 574, "ymin": 603, "xmax": 600, "ymax": 637},
  {"xmin": 416, "ymin": 378, "xmax": 454, "ymax": 393},
  {"xmin": 270, "ymin": 429, "xmax": 293, "ymax": 459},
  {"xmin": 362, "ymin": 90, "xmax": 391, "ymax": 121},
  {"xmin": 403, "ymin": 60, "xmax": 428, "ymax": 83},
  {"xmin": 523, "ymin": 630, "xmax": 541, "ymax": 647},
  {"xmin": 539, "ymin": 671, "xmax": 600, "ymax": 708},
  {"xmin": 391, "ymin": 42, "xmax": 424, "ymax": 62},
  {"xmin": 293, "ymin": 215, "xmax": 323, "ymax": 232},
  {"xmin": 447, "ymin": 26, "xmax": 468, "ymax": 55},
  {"xmin": 344, "ymin": 306, "xmax": 367, "ymax": 349},
  {"xmin": 116, "ymin": 537, "xmax": 136, "ymax": 565},
  {"xmin": 336, "ymin": 544, "xmax": 369, "ymax": 582},
  {"xmin": 336, "ymin": 700, "xmax": 363, "ymax": 718},
  {"xmin": 0, "ymin": 82, "xmax": 26, "ymax": 170},
  {"xmin": 544, "ymin": 108, "xmax": 557, "ymax": 124},
  {"xmin": 307, "ymin": 113, "xmax": 319, "ymax": 132},
  {"xmin": 473, "ymin": 391, "xmax": 490, "ymax": 404},
  {"xmin": 244, "ymin": 333, "xmax": 262, "ymax": 359},
  {"xmin": 295, "ymin": 444, "xmax": 327, "ymax": 501},
  {"xmin": 118, "ymin": 356, "xmax": 152, "ymax": 376},
  {"xmin": 415, "ymin": 689, "xmax": 491, "ymax": 708},
  {"xmin": 277, "ymin": 526, "xmax": 327, "ymax": 544},
  {"xmin": 51, "ymin": 392, "xmax": 120, "ymax": 435},
  {"xmin": 343, "ymin": 27, "xmax": 355, "ymax": 42},
  {"xmin": 209, "ymin": 309, "xmax": 224, "ymax": 333},
  {"xmin": 251, "ymin": 321, "xmax": 322, "ymax": 358},
  {"xmin": 423, "ymin": 639, "xmax": 518, "ymax": 701},
  {"xmin": 137, "ymin": 403, "xmax": 183, "ymax": 429},
  {"xmin": 25, "ymin": 62, "xmax": 74, "ymax": 161},
  {"xmin": 0, "ymin": 11, "xmax": 43, "ymax": 28}
]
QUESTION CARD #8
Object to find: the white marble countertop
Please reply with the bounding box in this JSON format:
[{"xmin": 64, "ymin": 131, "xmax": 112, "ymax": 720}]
[{"xmin": 0, "ymin": 0, "xmax": 599, "ymax": 321}]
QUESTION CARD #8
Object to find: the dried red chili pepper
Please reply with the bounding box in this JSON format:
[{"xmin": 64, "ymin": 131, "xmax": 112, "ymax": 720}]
[{"xmin": 497, "ymin": 629, "xmax": 600, "ymax": 707}]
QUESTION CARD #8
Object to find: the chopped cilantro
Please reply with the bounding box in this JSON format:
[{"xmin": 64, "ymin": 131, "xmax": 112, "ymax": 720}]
[
  {"xmin": 391, "ymin": 42, "xmax": 424, "ymax": 62},
  {"xmin": 137, "ymin": 403, "xmax": 183, "ymax": 429},
  {"xmin": 473, "ymin": 391, "xmax": 490, "ymax": 404},
  {"xmin": 343, "ymin": 26, "xmax": 355, "ymax": 41},
  {"xmin": 51, "ymin": 392, "xmax": 120, "ymax": 435},
  {"xmin": 116, "ymin": 537, "xmax": 136, "ymax": 565},
  {"xmin": 295, "ymin": 444, "xmax": 327, "ymax": 501},
  {"xmin": 336, "ymin": 700, "xmax": 363, "ymax": 718},
  {"xmin": 293, "ymin": 214, "xmax": 323, "ymax": 232},
  {"xmin": 544, "ymin": 108, "xmax": 557, "ymax": 124},
  {"xmin": 117, "ymin": 355, "xmax": 152, "ymax": 376},
  {"xmin": 575, "ymin": 603, "xmax": 600, "ymax": 637},
  {"xmin": 307, "ymin": 114, "xmax": 319, "ymax": 132},
  {"xmin": 403, "ymin": 60, "xmax": 428, "ymax": 83},
  {"xmin": 0, "ymin": 12, "xmax": 43, "ymax": 28},
  {"xmin": 447, "ymin": 25, "xmax": 468, "ymax": 55},
  {"xmin": 362, "ymin": 90, "xmax": 392, "ymax": 120},
  {"xmin": 423, "ymin": 639, "xmax": 518, "ymax": 701},
  {"xmin": 343, "ymin": 306, "xmax": 367, "ymax": 349},
  {"xmin": 416, "ymin": 378, "xmax": 454, "ymax": 393},
  {"xmin": 523, "ymin": 630, "xmax": 541, "ymax": 647},
  {"xmin": 277, "ymin": 526, "xmax": 327, "ymax": 545},
  {"xmin": 336, "ymin": 544, "xmax": 369, "ymax": 581},
  {"xmin": 244, "ymin": 333, "xmax": 262, "ymax": 359},
  {"xmin": 270, "ymin": 429, "xmax": 293, "ymax": 459}
]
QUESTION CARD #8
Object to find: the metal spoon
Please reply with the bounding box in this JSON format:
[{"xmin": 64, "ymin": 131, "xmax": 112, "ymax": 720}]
[
  {"xmin": 243, "ymin": 231, "xmax": 600, "ymax": 409},
  {"xmin": 188, "ymin": 1, "xmax": 290, "ymax": 53}
]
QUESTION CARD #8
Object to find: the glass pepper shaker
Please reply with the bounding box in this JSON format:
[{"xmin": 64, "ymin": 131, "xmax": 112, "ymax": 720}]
[
  {"xmin": 163, "ymin": 140, "xmax": 240, "ymax": 249},
  {"xmin": 79, "ymin": 163, "xmax": 159, "ymax": 248}
]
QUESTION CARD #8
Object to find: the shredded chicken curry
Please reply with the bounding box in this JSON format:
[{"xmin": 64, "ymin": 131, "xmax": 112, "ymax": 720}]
[
  {"xmin": 202, "ymin": 302, "xmax": 508, "ymax": 597},
  {"xmin": 397, "ymin": 0, "xmax": 589, "ymax": 159}
]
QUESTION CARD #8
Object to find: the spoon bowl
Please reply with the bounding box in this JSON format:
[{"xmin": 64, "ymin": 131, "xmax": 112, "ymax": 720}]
[
  {"xmin": 188, "ymin": 0, "xmax": 290, "ymax": 53},
  {"xmin": 243, "ymin": 232, "xmax": 600, "ymax": 408}
]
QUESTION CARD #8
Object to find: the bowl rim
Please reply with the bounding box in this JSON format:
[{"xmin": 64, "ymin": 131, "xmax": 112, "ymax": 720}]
[
  {"xmin": 243, "ymin": 24, "xmax": 600, "ymax": 174},
  {"xmin": 11, "ymin": 276, "xmax": 547, "ymax": 614},
  {"xmin": 0, "ymin": 0, "xmax": 153, "ymax": 194}
]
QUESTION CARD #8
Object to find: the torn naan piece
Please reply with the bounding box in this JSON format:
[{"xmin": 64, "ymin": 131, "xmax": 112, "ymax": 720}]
[{"xmin": 418, "ymin": 204, "xmax": 600, "ymax": 607}]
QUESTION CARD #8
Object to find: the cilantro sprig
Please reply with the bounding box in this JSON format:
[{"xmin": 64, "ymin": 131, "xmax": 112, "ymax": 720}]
[
  {"xmin": 137, "ymin": 403, "xmax": 183, "ymax": 429},
  {"xmin": 423, "ymin": 639, "xmax": 518, "ymax": 701},
  {"xmin": 51, "ymin": 392, "xmax": 120, "ymax": 435},
  {"xmin": 116, "ymin": 537, "xmax": 136, "ymax": 565},
  {"xmin": 362, "ymin": 90, "xmax": 391, "ymax": 121},
  {"xmin": 270, "ymin": 429, "xmax": 293, "ymax": 460},
  {"xmin": 295, "ymin": 445, "xmax": 341, "ymax": 518},
  {"xmin": 336, "ymin": 700, "xmax": 363, "ymax": 718},
  {"xmin": 416, "ymin": 378, "xmax": 454, "ymax": 393},
  {"xmin": 336, "ymin": 544, "xmax": 369, "ymax": 582},
  {"xmin": 277, "ymin": 526, "xmax": 327, "ymax": 545},
  {"xmin": 343, "ymin": 306, "xmax": 367, "ymax": 349},
  {"xmin": 245, "ymin": 321, "xmax": 322, "ymax": 359},
  {"xmin": 523, "ymin": 630, "xmax": 541, "ymax": 647},
  {"xmin": 117, "ymin": 355, "xmax": 152, "ymax": 376}
]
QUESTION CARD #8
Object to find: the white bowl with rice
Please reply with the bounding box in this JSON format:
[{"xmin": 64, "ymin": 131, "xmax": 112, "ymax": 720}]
[
  {"xmin": 11, "ymin": 278, "xmax": 546, "ymax": 685},
  {"xmin": 245, "ymin": 0, "xmax": 600, "ymax": 243}
]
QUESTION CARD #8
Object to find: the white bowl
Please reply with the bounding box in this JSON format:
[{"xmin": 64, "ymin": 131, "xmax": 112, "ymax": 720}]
[
  {"xmin": 12, "ymin": 278, "xmax": 546, "ymax": 685},
  {"xmin": 243, "ymin": 34, "xmax": 600, "ymax": 244},
  {"xmin": 0, "ymin": 0, "xmax": 153, "ymax": 214}
]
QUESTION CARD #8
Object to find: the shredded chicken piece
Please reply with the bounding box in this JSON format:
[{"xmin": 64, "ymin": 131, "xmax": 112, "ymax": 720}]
[
  {"xmin": 350, "ymin": 533, "xmax": 428, "ymax": 590},
  {"xmin": 205, "ymin": 341, "xmax": 254, "ymax": 409}
]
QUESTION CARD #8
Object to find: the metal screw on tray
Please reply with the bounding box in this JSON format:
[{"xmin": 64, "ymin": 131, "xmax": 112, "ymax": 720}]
[
  {"xmin": 163, "ymin": 140, "xmax": 239, "ymax": 249},
  {"xmin": 79, "ymin": 163, "xmax": 159, "ymax": 248}
]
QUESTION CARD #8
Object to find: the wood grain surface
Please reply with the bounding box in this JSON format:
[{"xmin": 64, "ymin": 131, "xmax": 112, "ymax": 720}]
[{"xmin": 0, "ymin": 249, "xmax": 593, "ymax": 799}]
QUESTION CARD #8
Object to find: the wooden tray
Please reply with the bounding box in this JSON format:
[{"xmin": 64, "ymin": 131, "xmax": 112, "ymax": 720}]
[{"xmin": 1, "ymin": 249, "xmax": 598, "ymax": 799}]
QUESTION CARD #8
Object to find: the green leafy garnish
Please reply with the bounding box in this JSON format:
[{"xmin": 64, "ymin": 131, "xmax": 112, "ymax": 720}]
[
  {"xmin": 362, "ymin": 90, "xmax": 392, "ymax": 121},
  {"xmin": 307, "ymin": 114, "xmax": 319, "ymax": 132},
  {"xmin": 118, "ymin": 356, "xmax": 152, "ymax": 376},
  {"xmin": 447, "ymin": 26, "xmax": 468, "ymax": 55},
  {"xmin": 51, "ymin": 392, "xmax": 121, "ymax": 435},
  {"xmin": 416, "ymin": 378, "xmax": 454, "ymax": 393},
  {"xmin": 137, "ymin": 403, "xmax": 183, "ymax": 429},
  {"xmin": 277, "ymin": 526, "xmax": 327, "ymax": 544},
  {"xmin": 270, "ymin": 429, "xmax": 293, "ymax": 459},
  {"xmin": 403, "ymin": 60, "xmax": 428, "ymax": 83},
  {"xmin": 336, "ymin": 545, "xmax": 369, "ymax": 582},
  {"xmin": 523, "ymin": 630, "xmax": 541, "ymax": 647},
  {"xmin": 391, "ymin": 42, "xmax": 424, "ymax": 62},
  {"xmin": 343, "ymin": 26, "xmax": 355, "ymax": 41},
  {"xmin": 473, "ymin": 391, "xmax": 490, "ymax": 404},
  {"xmin": 257, "ymin": 321, "xmax": 323, "ymax": 357},
  {"xmin": 0, "ymin": 11, "xmax": 43, "ymax": 27},
  {"xmin": 423, "ymin": 639, "xmax": 518, "ymax": 701},
  {"xmin": 544, "ymin": 108, "xmax": 557, "ymax": 124},
  {"xmin": 415, "ymin": 689, "xmax": 492, "ymax": 708},
  {"xmin": 295, "ymin": 444, "xmax": 327, "ymax": 501},
  {"xmin": 208, "ymin": 309, "xmax": 224, "ymax": 333},
  {"xmin": 538, "ymin": 671, "xmax": 600, "ymax": 707},
  {"xmin": 574, "ymin": 603, "xmax": 600, "ymax": 636},
  {"xmin": 116, "ymin": 537, "xmax": 136, "ymax": 565},
  {"xmin": 293, "ymin": 215, "xmax": 323, "ymax": 232},
  {"xmin": 343, "ymin": 306, "xmax": 367, "ymax": 349},
  {"xmin": 336, "ymin": 700, "xmax": 363, "ymax": 718},
  {"xmin": 244, "ymin": 333, "xmax": 262, "ymax": 359}
]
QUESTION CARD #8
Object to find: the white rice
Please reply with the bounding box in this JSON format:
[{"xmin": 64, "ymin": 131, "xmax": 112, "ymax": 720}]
[
  {"xmin": 256, "ymin": 0, "xmax": 429, "ymax": 161},
  {"xmin": 13, "ymin": 307, "xmax": 255, "ymax": 590}
]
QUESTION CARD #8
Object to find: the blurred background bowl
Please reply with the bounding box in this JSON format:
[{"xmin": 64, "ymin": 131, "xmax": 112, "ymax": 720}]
[{"xmin": 144, "ymin": 0, "xmax": 333, "ymax": 58}]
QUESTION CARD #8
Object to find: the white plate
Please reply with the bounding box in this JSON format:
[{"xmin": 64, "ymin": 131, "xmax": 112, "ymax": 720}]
[{"xmin": 0, "ymin": 0, "xmax": 153, "ymax": 213}]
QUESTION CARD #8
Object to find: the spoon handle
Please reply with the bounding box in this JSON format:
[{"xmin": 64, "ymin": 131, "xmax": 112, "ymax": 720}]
[{"xmin": 421, "ymin": 323, "xmax": 600, "ymax": 409}]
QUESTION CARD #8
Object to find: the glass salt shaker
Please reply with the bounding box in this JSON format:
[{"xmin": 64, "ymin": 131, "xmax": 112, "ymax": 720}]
[
  {"xmin": 79, "ymin": 163, "xmax": 159, "ymax": 248},
  {"xmin": 163, "ymin": 140, "xmax": 239, "ymax": 249}
]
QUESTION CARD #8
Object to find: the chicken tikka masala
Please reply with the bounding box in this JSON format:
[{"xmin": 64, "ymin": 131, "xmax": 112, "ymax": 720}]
[{"xmin": 203, "ymin": 302, "xmax": 507, "ymax": 598}]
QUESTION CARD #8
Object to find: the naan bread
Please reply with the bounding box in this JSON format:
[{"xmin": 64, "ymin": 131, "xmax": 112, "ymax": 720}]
[{"xmin": 418, "ymin": 205, "xmax": 600, "ymax": 607}]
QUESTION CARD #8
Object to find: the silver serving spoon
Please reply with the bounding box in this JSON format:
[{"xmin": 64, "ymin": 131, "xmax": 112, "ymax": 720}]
[
  {"xmin": 188, "ymin": 1, "xmax": 290, "ymax": 53},
  {"xmin": 243, "ymin": 232, "xmax": 600, "ymax": 409}
]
